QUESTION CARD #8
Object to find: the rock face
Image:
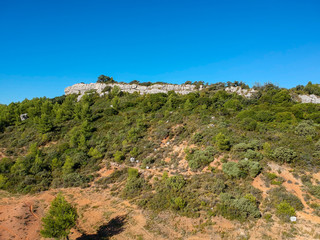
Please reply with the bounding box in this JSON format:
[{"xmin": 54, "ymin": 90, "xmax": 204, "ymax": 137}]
[
  {"xmin": 65, "ymin": 83, "xmax": 201, "ymax": 100},
  {"xmin": 20, "ymin": 113, "xmax": 28, "ymax": 121},
  {"xmin": 297, "ymin": 94, "xmax": 320, "ymax": 104},
  {"xmin": 65, "ymin": 82, "xmax": 320, "ymax": 104},
  {"xmin": 225, "ymin": 86, "xmax": 257, "ymax": 98}
]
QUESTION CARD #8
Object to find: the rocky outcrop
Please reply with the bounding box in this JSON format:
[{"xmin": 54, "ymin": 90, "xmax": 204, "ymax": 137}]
[
  {"xmin": 225, "ymin": 86, "xmax": 320, "ymax": 104},
  {"xmin": 297, "ymin": 94, "xmax": 320, "ymax": 104},
  {"xmin": 65, "ymin": 82, "xmax": 320, "ymax": 104},
  {"xmin": 225, "ymin": 86, "xmax": 257, "ymax": 98},
  {"xmin": 20, "ymin": 113, "xmax": 28, "ymax": 121},
  {"xmin": 65, "ymin": 83, "xmax": 201, "ymax": 100}
]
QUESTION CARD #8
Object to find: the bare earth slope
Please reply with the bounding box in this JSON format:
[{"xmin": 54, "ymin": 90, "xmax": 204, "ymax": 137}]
[{"xmin": 1, "ymin": 162, "xmax": 320, "ymax": 240}]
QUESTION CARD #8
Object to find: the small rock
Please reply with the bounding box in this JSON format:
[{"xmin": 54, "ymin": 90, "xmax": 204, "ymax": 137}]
[
  {"xmin": 290, "ymin": 216, "xmax": 297, "ymax": 222},
  {"xmin": 20, "ymin": 113, "xmax": 28, "ymax": 121}
]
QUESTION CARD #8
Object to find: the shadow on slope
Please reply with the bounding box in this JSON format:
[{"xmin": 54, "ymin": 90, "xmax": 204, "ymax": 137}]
[{"xmin": 76, "ymin": 215, "xmax": 127, "ymax": 240}]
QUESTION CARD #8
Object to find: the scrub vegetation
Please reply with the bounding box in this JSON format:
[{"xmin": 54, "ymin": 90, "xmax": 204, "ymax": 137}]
[{"xmin": 0, "ymin": 78, "xmax": 320, "ymax": 223}]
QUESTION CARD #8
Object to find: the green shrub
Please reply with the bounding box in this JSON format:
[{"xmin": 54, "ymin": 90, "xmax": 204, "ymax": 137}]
[
  {"xmin": 130, "ymin": 147, "xmax": 139, "ymax": 158},
  {"xmin": 141, "ymin": 157, "xmax": 155, "ymax": 168},
  {"xmin": 233, "ymin": 143, "xmax": 252, "ymax": 152},
  {"xmin": 88, "ymin": 147, "xmax": 103, "ymax": 160},
  {"xmin": 275, "ymin": 112, "xmax": 296, "ymax": 123},
  {"xmin": 186, "ymin": 146, "xmax": 217, "ymax": 170},
  {"xmin": 272, "ymin": 147, "xmax": 297, "ymax": 163},
  {"xmin": 222, "ymin": 162, "xmax": 243, "ymax": 178},
  {"xmin": 223, "ymin": 160, "xmax": 261, "ymax": 178},
  {"xmin": 315, "ymin": 140, "xmax": 320, "ymax": 151},
  {"xmin": 114, "ymin": 151, "xmax": 125, "ymax": 163},
  {"xmin": 172, "ymin": 197, "xmax": 186, "ymax": 210},
  {"xmin": 276, "ymin": 201, "xmax": 295, "ymax": 221},
  {"xmin": 166, "ymin": 175, "xmax": 186, "ymax": 191},
  {"xmin": 268, "ymin": 187, "xmax": 303, "ymax": 211},
  {"xmin": 244, "ymin": 150, "xmax": 263, "ymax": 161},
  {"xmin": 40, "ymin": 193, "xmax": 78, "ymax": 239},
  {"xmin": 217, "ymin": 193, "xmax": 261, "ymax": 221},
  {"xmin": 123, "ymin": 168, "xmax": 146, "ymax": 198},
  {"xmin": 239, "ymin": 159, "xmax": 262, "ymax": 178},
  {"xmin": 192, "ymin": 132, "xmax": 204, "ymax": 144},
  {"xmin": 295, "ymin": 121, "xmax": 317, "ymax": 138},
  {"xmin": 0, "ymin": 174, "xmax": 7, "ymax": 189},
  {"xmin": 308, "ymin": 185, "xmax": 320, "ymax": 199},
  {"xmin": 254, "ymin": 111, "xmax": 274, "ymax": 122},
  {"xmin": 215, "ymin": 133, "xmax": 231, "ymax": 151},
  {"xmin": 241, "ymin": 118, "xmax": 257, "ymax": 131}
]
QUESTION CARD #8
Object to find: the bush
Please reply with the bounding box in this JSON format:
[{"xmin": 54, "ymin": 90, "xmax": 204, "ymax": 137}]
[
  {"xmin": 254, "ymin": 111, "xmax": 274, "ymax": 122},
  {"xmin": 0, "ymin": 174, "xmax": 7, "ymax": 189},
  {"xmin": 241, "ymin": 118, "xmax": 257, "ymax": 131},
  {"xmin": 88, "ymin": 147, "xmax": 103, "ymax": 160},
  {"xmin": 40, "ymin": 193, "xmax": 78, "ymax": 239},
  {"xmin": 275, "ymin": 112, "xmax": 296, "ymax": 123},
  {"xmin": 192, "ymin": 132, "xmax": 204, "ymax": 144},
  {"xmin": 233, "ymin": 143, "xmax": 252, "ymax": 152},
  {"xmin": 172, "ymin": 197, "xmax": 186, "ymax": 210},
  {"xmin": 215, "ymin": 133, "xmax": 231, "ymax": 151},
  {"xmin": 315, "ymin": 140, "xmax": 320, "ymax": 151},
  {"xmin": 223, "ymin": 160, "xmax": 261, "ymax": 178},
  {"xmin": 244, "ymin": 149, "xmax": 263, "ymax": 161},
  {"xmin": 166, "ymin": 175, "xmax": 186, "ymax": 191},
  {"xmin": 268, "ymin": 187, "xmax": 303, "ymax": 211},
  {"xmin": 276, "ymin": 201, "xmax": 295, "ymax": 221},
  {"xmin": 295, "ymin": 121, "xmax": 317, "ymax": 138},
  {"xmin": 272, "ymin": 147, "xmax": 297, "ymax": 163},
  {"xmin": 217, "ymin": 193, "xmax": 261, "ymax": 221},
  {"xmin": 114, "ymin": 151, "xmax": 125, "ymax": 163},
  {"xmin": 239, "ymin": 159, "xmax": 262, "ymax": 178},
  {"xmin": 186, "ymin": 146, "xmax": 217, "ymax": 170},
  {"xmin": 222, "ymin": 162, "xmax": 243, "ymax": 178},
  {"xmin": 308, "ymin": 185, "xmax": 320, "ymax": 199},
  {"xmin": 123, "ymin": 168, "xmax": 147, "ymax": 198}
]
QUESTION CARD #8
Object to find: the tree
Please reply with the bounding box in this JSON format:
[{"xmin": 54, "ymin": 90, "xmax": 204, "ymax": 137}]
[
  {"xmin": 40, "ymin": 193, "xmax": 78, "ymax": 240},
  {"xmin": 215, "ymin": 133, "xmax": 231, "ymax": 151},
  {"xmin": 38, "ymin": 113, "xmax": 53, "ymax": 133},
  {"xmin": 97, "ymin": 75, "xmax": 116, "ymax": 84}
]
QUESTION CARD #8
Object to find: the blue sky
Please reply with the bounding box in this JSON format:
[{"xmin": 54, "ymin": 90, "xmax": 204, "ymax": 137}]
[{"xmin": 0, "ymin": 0, "xmax": 319, "ymax": 104}]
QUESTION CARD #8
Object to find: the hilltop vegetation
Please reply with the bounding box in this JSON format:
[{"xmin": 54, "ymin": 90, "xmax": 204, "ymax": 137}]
[{"xmin": 0, "ymin": 79, "xmax": 320, "ymax": 226}]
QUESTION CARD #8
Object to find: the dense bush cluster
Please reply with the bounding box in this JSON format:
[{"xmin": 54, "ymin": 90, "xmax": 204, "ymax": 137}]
[
  {"xmin": 222, "ymin": 159, "xmax": 262, "ymax": 179},
  {"xmin": 217, "ymin": 193, "xmax": 261, "ymax": 221}
]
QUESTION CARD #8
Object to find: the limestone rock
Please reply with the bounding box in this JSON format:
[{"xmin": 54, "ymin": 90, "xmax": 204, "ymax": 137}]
[
  {"xmin": 225, "ymin": 86, "xmax": 257, "ymax": 98},
  {"xmin": 20, "ymin": 113, "xmax": 28, "ymax": 121},
  {"xmin": 297, "ymin": 94, "xmax": 320, "ymax": 104},
  {"xmin": 65, "ymin": 83, "xmax": 199, "ymax": 100}
]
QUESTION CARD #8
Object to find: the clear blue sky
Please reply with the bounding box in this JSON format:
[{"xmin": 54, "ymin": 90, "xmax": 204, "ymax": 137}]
[{"xmin": 0, "ymin": 0, "xmax": 319, "ymax": 104}]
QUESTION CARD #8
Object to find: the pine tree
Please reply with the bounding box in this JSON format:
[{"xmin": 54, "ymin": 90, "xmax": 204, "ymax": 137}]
[{"xmin": 40, "ymin": 193, "xmax": 78, "ymax": 240}]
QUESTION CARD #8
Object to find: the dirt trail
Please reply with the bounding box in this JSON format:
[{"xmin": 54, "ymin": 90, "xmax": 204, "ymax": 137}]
[{"xmin": 252, "ymin": 174, "xmax": 270, "ymax": 199}]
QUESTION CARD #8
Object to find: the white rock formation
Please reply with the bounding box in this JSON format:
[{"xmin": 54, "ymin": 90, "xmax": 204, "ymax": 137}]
[
  {"xmin": 65, "ymin": 83, "xmax": 201, "ymax": 100},
  {"xmin": 225, "ymin": 86, "xmax": 257, "ymax": 98},
  {"xmin": 65, "ymin": 82, "xmax": 320, "ymax": 104},
  {"xmin": 297, "ymin": 94, "xmax": 320, "ymax": 104}
]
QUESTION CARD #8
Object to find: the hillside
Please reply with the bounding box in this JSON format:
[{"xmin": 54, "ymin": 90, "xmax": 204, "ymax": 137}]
[{"xmin": 0, "ymin": 80, "xmax": 320, "ymax": 239}]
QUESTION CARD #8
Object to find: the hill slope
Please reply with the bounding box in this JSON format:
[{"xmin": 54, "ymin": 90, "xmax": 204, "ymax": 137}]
[{"xmin": 0, "ymin": 80, "xmax": 320, "ymax": 239}]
